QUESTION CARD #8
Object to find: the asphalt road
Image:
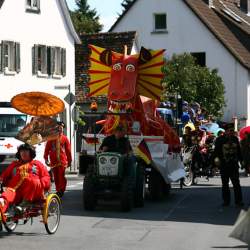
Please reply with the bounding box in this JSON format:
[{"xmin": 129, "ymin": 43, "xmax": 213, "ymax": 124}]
[{"xmin": 1, "ymin": 175, "xmax": 250, "ymax": 250}]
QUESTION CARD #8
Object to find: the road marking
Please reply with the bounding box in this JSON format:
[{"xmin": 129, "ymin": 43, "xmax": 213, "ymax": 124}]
[
  {"xmin": 163, "ymin": 193, "xmax": 191, "ymax": 221},
  {"xmin": 67, "ymin": 182, "xmax": 83, "ymax": 189},
  {"xmin": 92, "ymin": 218, "xmax": 106, "ymax": 228},
  {"xmin": 139, "ymin": 229, "xmax": 151, "ymax": 241}
]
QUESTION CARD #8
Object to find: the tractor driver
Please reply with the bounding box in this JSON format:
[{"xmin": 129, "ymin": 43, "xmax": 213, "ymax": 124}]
[{"xmin": 99, "ymin": 125, "xmax": 132, "ymax": 155}]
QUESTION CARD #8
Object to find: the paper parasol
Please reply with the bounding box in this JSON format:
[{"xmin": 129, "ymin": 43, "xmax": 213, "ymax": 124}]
[{"xmin": 11, "ymin": 92, "xmax": 65, "ymax": 116}]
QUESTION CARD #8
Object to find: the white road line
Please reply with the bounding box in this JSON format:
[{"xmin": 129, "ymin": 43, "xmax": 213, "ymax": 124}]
[
  {"xmin": 163, "ymin": 193, "xmax": 191, "ymax": 221},
  {"xmin": 67, "ymin": 182, "xmax": 83, "ymax": 189}
]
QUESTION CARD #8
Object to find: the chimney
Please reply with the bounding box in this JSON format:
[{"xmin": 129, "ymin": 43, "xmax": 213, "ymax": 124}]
[{"xmin": 240, "ymin": 0, "xmax": 250, "ymax": 14}]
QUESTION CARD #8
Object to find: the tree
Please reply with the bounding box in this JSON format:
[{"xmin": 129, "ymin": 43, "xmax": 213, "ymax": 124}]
[
  {"xmin": 162, "ymin": 53, "xmax": 225, "ymax": 118},
  {"xmin": 70, "ymin": 0, "xmax": 103, "ymax": 34}
]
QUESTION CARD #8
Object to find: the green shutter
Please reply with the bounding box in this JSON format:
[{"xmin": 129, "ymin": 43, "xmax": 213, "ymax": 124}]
[
  {"xmin": 61, "ymin": 48, "xmax": 66, "ymax": 77},
  {"xmin": 47, "ymin": 46, "xmax": 51, "ymax": 76},
  {"xmin": 2, "ymin": 41, "xmax": 8, "ymax": 70},
  {"xmin": 32, "ymin": 44, "xmax": 38, "ymax": 75},
  {"xmin": 50, "ymin": 46, "xmax": 55, "ymax": 76},
  {"xmin": 0, "ymin": 42, "xmax": 2, "ymax": 72},
  {"xmin": 15, "ymin": 42, "xmax": 21, "ymax": 73}
]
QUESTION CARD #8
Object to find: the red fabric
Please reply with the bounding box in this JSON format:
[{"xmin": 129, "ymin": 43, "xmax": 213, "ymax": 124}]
[
  {"xmin": 52, "ymin": 166, "xmax": 67, "ymax": 193},
  {"xmin": 44, "ymin": 134, "xmax": 72, "ymax": 167},
  {"xmin": 0, "ymin": 160, "xmax": 50, "ymax": 213}
]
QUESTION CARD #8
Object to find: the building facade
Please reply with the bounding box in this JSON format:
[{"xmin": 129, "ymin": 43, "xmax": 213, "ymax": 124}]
[{"xmin": 0, "ymin": 0, "xmax": 81, "ymax": 169}]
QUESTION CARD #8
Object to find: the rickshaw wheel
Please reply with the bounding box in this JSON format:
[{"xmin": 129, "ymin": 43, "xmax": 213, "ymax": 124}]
[
  {"xmin": 1, "ymin": 207, "xmax": 18, "ymax": 233},
  {"xmin": 43, "ymin": 194, "xmax": 61, "ymax": 235},
  {"xmin": 3, "ymin": 219, "xmax": 18, "ymax": 233}
]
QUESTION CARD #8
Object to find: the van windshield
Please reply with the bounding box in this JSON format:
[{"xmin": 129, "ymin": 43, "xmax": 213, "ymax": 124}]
[{"xmin": 0, "ymin": 114, "xmax": 27, "ymax": 137}]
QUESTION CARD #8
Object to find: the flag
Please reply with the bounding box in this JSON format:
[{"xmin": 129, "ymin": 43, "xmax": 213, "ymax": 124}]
[{"xmin": 136, "ymin": 139, "xmax": 152, "ymax": 165}]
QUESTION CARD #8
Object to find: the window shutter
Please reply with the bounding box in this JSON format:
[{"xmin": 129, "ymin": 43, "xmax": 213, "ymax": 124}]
[
  {"xmin": 41, "ymin": 45, "xmax": 47, "ymax": 74},
  {"xmin": 61, "ymin": 48, "xmax": 66, "ymax": 77},
  {"xmin": 37, "ymin": 0, "xmax": 40, "ymax": 11},
  {"xmin": 2, "ymin": 41, "xmax": 8, "ymax": 70},
  {"xmin": 47, "ymin": 47, "xmax": 51, "ymax": 76},
  {"xmin": 0, "ymin": 42, "xmax": 2, "ymax": 72},
  {"xmin": 50, "ymin": 46, "xmax": 55, "ymax": 75},
  {"xmin": 15, "ymin": 42, "xmax": 21, "ymax": 73},
  {"xmin": 9, "ymin": 41, "xmax": 15, "ymax": 72},
  {"xmin": 32, "ymin": 44, "xmax": 38, "ymax": 75}
]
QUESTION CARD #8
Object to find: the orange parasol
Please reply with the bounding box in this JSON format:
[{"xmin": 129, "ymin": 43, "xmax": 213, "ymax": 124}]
[{"xmin": 11, "ymin": 92, "xmax": 65, "ymax": 116}]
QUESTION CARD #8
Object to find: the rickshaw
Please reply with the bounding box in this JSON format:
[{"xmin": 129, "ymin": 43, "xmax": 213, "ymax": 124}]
[
  {"xmin": 0, "ymin": 182, "xmax": 61, "ymax": 234},
  {"xmin": 0, "ymin": 92, "xmax": 65, "ymax": 234}
]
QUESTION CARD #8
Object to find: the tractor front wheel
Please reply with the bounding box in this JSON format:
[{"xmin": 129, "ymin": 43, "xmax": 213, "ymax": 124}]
[
  {"xmin": 83, "ymin": 175, "xmax": 96, "ymax": 211},
  {"xmin": 120, "ymin": 177, "xmax": 134, "ymax": 212}
]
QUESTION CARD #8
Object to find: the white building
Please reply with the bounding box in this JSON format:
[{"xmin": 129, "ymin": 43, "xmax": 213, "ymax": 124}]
[
  {"xmin": 0, "ymin": 0, "xmax": 81, "ymax": 169},
  {"xmin": 110, "ymin": 0, "xmax": 250, "ymax": 127}
]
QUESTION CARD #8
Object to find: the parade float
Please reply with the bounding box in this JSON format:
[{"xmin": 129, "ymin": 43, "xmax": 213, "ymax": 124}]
[{"xmin": 81, "ymin": 45, "xmax": 185, "ymax": 208}]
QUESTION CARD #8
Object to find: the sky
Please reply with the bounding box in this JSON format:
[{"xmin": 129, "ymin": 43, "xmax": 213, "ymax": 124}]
[{"xmin": 66, "ymin": 0, "xmax": 124, "ymax": 31}]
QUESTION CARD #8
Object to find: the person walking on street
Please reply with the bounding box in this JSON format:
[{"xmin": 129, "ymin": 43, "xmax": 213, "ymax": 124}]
[
  {"xmin": 44, "ymin": 122, "xmax": 72, "ymax": 198},
  {"xmin": 214, "ymin": 124, "xmax": 243, "ymax": 207}
]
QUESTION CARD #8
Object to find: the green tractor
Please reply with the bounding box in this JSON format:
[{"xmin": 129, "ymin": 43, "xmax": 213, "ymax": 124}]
[{"xmin": 83, "ymin": 152, "xmax": 145, "ymax": 212}]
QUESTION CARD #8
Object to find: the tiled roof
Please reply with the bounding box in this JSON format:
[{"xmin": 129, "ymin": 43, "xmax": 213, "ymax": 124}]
[
  {"xmin": 75, "ymin": 31, "xmax": 137, "ymax": 104},
  {"xmin": 110, "ymin": 0, "xmax": 250, "ymax": 70}
]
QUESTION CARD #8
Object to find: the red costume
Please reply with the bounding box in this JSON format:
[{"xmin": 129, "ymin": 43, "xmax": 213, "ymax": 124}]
[
  {"xmin": 44, "ymin": 134, "xmax": 72, "ymax": 194},
  {"xmin": 0, "ymin": 160, "xmax": 50, "ymax": 213}
]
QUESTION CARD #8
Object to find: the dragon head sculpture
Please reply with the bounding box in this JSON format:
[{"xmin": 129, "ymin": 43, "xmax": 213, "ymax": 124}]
[{"xmin": 87, "ymin": 45, "xmax": 165, "ymax": 106}]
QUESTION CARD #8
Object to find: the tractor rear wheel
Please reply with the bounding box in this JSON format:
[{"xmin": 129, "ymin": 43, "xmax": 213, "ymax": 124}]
[{"xmin": 134, "ymin": 164, "xmax": 145, "ymax": 207}]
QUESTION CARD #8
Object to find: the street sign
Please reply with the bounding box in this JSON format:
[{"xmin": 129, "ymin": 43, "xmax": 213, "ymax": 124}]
[
  {"xmin": 64, "ymin": 92, "xmax": 75, "ymax": 105},
  {"xmin": 54, "ymin": 85, "xmax": 69, "ymax": 90}
]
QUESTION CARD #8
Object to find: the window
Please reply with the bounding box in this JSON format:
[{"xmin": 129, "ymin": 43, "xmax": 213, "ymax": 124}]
[
  {"xmin": 0, "ymin": 114, "xmax": 27, "ymax": 137},
  {"xmin": 154, "ymin": 13, "xmax": 167, "ymax": 31},
  {"xmin": 191, "ymin": 52, "xmax": 206, "ymax": 67},
  {"xmin": 0, "ymin": 41, "xmax": 20, "ymax": 75},
  {"xmin": 32, "ymin": 45, "xmax": 66, "ymax": 78},
  {"xmin": 26, "ymin": 0, "xmax": 40, "ymax": 13}
]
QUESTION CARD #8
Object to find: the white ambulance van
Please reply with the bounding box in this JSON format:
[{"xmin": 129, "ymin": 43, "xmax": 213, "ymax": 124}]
[{"xmin": 0, "ymin": 102, "xmax": 45, "ymax": 174}]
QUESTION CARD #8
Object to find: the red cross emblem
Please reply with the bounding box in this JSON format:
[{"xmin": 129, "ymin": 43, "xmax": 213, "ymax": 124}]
[{"xmin": 4, "ymin": 144, "xmax": 13, "ymax": 149}]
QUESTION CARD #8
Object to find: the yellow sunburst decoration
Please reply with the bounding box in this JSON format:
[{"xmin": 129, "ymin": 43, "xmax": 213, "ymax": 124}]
[{"xmin": 88, "ymin": 45, "xmax": 112, "ymax": 97}]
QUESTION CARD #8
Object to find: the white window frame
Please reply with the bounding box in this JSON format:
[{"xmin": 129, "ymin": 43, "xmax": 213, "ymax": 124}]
[
  {"xmin": 26, "ymin": 0, "xmax": 40, "ymax": 13},
  {"xmin": 153, "ymin": 13, "xmax": 167, "ymax": 32}
]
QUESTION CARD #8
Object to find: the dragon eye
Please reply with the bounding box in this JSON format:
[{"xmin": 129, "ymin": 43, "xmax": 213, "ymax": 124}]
[
  {"xmin": 126, "ymin": 64, "xmax": 135, "ymax": 72},
  {"xmin": 113, "ymin": 63, "xmax": 122, "ymax": 71}
]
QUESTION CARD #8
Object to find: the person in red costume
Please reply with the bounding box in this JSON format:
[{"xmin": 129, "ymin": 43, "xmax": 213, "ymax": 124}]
[
  {"xmin": 0, "ymin": 144, "xmax": 51, "ymax": 214},
  {"xmin": 44, "ymin": 122, "xmax": 72, "ymax": 198}
]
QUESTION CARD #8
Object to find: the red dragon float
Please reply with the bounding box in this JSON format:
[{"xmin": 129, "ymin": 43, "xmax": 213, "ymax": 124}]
[
  {"xmin": 87, "ymin": 45, "xmax": 180, "ymax": 150},
  {"xmin": 81, "ymin": 44, "xmax": 185, "ymax": 194}
]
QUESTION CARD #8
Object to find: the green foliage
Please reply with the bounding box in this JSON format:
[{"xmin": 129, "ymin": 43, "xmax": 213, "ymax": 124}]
[
  {"xmin": 70, "ymin": 0, "xmax": 103, "ymax": 34},
  {"xmin": 162, "ymin": 53, "xmax": 225, "ymax": 118},
  {"xmin": 76, "ymin": 107, "xmax": 86, "ymax": 127}
]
